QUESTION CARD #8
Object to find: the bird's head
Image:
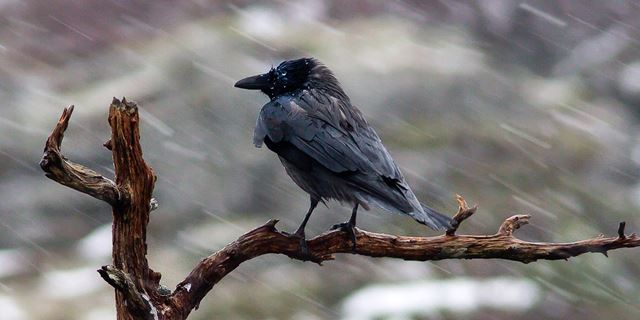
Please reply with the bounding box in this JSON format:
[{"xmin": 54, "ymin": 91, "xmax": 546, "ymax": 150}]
[{"xmin": 235, "ymin": 58, "xmax": 341, "ymax": 100}]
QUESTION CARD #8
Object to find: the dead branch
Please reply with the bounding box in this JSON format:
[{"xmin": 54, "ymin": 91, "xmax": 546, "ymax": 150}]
[
  {"xmin": 41, "ymin": 99, "xmax": 159, "ymax": 320},
  {"xmin": 106, "ymin": 98, "xmax": 159, "ymax": 320},
  {"xmin": 165, "ymin": 210, "xmax": 639, "ymax": 317},
  {"xmin": 40, "ymin": 100, "xmax": 640, "ymax": 320},
  {"xmin": 98, "ymin": 265, "xmax": 156, "ymax": 319},
  {"xmin": 445, "ymin": 194, "xmax": 477, "ymax": 236},
  {"xmin": 40, "ymin": 105, "xmax": 122, "ymax": 205}
]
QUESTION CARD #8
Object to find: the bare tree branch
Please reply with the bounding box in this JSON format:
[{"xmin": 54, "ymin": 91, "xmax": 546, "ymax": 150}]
[
  {"xmin": 40, "ymin": 101, "xmax": 640, "ymax": 320},
  {"xmin": 446, "ymin": 194, "xmax": 477, "ymax": 236},
  {"xmin": 165, "ymin": 199, "xmax": 639, "ymax": 318},
  {"xmin": 98, "ymin": 265, "xmax": 156, "ymax": 319},
  {"xmin": 497, "ymin": 214, "xmax": 531, "ymax": 236},
  {"xmin": 40, "ymin": 105, "xmax": 123, "ymax": 205},
  {"xmin": 105, "ymin": 98, "xmax": 159, "ymax": 320}
]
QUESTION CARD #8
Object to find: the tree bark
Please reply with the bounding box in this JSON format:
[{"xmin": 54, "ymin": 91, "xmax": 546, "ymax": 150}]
[
  {"xmin": 107, "ymin": 98, "xmax": 160, "ymax": 319},
  {"xmin": 40, "ymin": 99, "xmax": 640, "ymax": 319}
]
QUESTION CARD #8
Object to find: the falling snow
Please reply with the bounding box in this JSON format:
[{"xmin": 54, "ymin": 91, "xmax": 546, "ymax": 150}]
[{"xmin": 0, "ymin": 1, "xmax": 639, "ymax": 319}]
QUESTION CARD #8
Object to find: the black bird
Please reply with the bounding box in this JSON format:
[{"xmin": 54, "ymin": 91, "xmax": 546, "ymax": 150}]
[{"xmin": 235, "ymin": 58, "xmax": 452, "ymax": 252}]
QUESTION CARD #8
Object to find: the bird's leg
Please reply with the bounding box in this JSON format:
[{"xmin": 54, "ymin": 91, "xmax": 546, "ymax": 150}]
[
  {"xmin": 331, "ymin": 203, "xmax": 358, "ymax": 251},
  {"xmin": 287, "ymin": 197, "xmax": 318, "ymax": 259}
]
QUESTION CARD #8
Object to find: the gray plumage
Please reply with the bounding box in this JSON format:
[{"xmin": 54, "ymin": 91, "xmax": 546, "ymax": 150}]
[{"xmin": 236, "ymin": 58, "xmax": 451, "ymax": 241}]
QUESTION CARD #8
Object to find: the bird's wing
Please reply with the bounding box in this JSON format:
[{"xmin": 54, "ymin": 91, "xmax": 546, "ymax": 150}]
[
  {"xmin": 254, "ymin": 98, "xmax": 365, "ymax": 173},
  {"xmin": 297, "ymin": 90, "xmax": 404, "ymax": 180},
  {"xmin": 255, "ymin": 91, "xmax": 403, "ymax": 181}
]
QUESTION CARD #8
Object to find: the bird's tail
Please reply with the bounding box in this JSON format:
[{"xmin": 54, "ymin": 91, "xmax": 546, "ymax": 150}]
[
  {"xmin": 417, "ymin": 202, "xmax": 453, "ymax": 231},
  {"xmin": 348, "ymin": 176, "xmax": 453, "ymax": 230}
]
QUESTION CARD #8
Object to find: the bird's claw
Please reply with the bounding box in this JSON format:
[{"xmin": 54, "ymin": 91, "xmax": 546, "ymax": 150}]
[
  {"xmin": 330, "ymin": 222, "xmax": 357, "ymax": 251},
  {"xmin": 282, "ymin": 230, "xmax": 313, "ymax": 261}
]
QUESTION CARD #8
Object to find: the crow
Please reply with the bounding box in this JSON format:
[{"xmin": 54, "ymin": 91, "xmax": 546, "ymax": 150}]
[{"xmin": 235, "ymin": 58, "xmax": 452, "ymax": 253}]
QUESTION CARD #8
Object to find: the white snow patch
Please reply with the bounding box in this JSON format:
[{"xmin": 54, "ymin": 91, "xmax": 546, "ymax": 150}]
[
  {"xmin": 0, "ymin": 295, "xmax": 26, "ymax": 320},
  {"xmin": 39, "ymin": 267, "xmax": 103, "ymax": 299},
  {"xmin": 76, "ymin": 224, "xmax": 112, "ymax": 261},
  {"xmin": 618, "ymin": 62, "xmax": 640, "ymax": 97},
  {"xmin": 82, "ymin": 307, "xmax": 117, "ymax": 320},
  {"xmin": 341, "ymin": 277, "xmax": 540, "ymax": 320},
  {"xmin": 0, "ymin": 249, "xmax": 31, "ymax": 279},
  {"xmin": 235, "ymin": 6, "xmax": 284, "ymax": 40}
]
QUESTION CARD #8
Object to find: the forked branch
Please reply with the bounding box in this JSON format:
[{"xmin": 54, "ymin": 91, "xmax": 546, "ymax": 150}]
[
  {"xmin": 97, "ymin": 265, "xmax": 155, "ymax": 319},
  {"xmin": 40, "ymin": 105, "xmax": 123, "ymax": 205},
  {"xmin": 166, "ymin": 199, "xmax": 639, "ymax": 317},
  {"xmin": 40, "ymin": 101, "xmax": 640, "ymax": 320}
]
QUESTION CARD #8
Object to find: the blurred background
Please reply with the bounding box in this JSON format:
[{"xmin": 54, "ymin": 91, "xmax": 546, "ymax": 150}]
[{"xmin": 1, "ymin": 1, "xmax": 639, "ymax": 319}]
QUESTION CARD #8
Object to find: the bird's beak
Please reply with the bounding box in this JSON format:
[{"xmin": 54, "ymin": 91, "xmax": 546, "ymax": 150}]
[{"xmin": 234, "ymin": 73, "xmax": 270, "ymax": 90}]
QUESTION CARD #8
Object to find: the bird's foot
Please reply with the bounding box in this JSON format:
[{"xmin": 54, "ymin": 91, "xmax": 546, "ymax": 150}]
[
  {"xmin": 330, "ymin": 221, "xmax": 357, "ymax": 251},
  {"xmin": 282, "ymin": 230, "xmax": 313, "ymax": 260}
]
